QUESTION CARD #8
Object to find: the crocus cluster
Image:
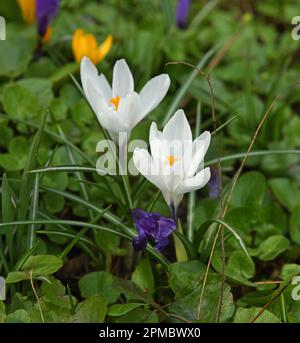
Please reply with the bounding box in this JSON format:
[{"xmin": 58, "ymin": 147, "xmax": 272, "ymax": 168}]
[
  {"xmin": 18, "ymin": 0, "xmax": 60, "ymax": 42},
  {"xmin": 80, "ymin": 56, "xmax": 212, "ymax": 252}
]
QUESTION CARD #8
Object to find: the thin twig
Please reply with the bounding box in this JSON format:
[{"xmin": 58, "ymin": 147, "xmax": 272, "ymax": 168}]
[
  {"xmin": 205, "ymin": 74, "xmax": 225, "ymax": 323},
  {"xmin": 254, "ymin": 281, "xmax": 282, "ymax": 285},
  {"xmin": 196, "ymin": 95, "xmax": 279, "ymax": 321},
  {"xmin": 250, "ymin": 283, "xmax": 289, "ymax": 323},
  {"xmin": 29, "ymin": 270, "xmax": 45, "ymax": 323}
]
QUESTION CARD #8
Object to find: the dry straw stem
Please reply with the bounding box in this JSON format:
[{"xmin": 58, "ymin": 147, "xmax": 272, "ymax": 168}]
[
  {"xmin": 250, "ymin": 283, "xmax": 290, "ymax": 323},
  {"xmin": 29, "ymin": 270, "xmax": 45, "ymax": 323},
  {"xmin": 196, "ymin": 95, "xmax": 280, "ymax": 321}
]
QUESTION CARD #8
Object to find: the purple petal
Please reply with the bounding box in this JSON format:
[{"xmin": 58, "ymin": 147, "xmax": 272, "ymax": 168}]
[
  {"xmin": 157, "ymin": 217, "xmax": 176, "ymax": 239},
  {"xmin": 208, "ymin": 166, "xmax": 221, "ymax": 199},
  {"xmin": 176, "ymin": 0, "xmax": 191, "ymax": 29},
  {"xmin": 36, "ymin": 0, "xmax": 60, "ymax": 37},
  {"xmin": 155, "ymin": 237, "xmax": 170, "ymax": 252},
  {"xmin": 131, "ymin": 208, "xmax": 175, "ymax": 252},
  {"xmin": 133, "ymin": 231, "xmax": 148, "ymax": 251}
]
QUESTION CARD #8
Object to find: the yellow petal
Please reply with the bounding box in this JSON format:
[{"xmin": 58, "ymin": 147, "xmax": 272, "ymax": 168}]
[
  {"xmin": 72, "ymin": 30, "xmax": 112, "ymax": 65},
  {"xmin": 18, "ymin": 0, "xmax": 36, "ymax": 25},
  {"xmin": 96, "ymin": 35, "xmax": 113, "ymax": 64},
  {"xmin": 42, "ymin": 26, "xmax": 52, "ymax": 43},
  {"xmin": 72, "ymin": 29, "xmax": 85, "ymax": 63}
]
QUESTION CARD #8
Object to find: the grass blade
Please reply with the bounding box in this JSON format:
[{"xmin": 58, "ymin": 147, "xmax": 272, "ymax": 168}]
[
  {"xmin": 1, "ymin": 174, "xmax": 16, "ymax": 262},
  {"xmin": 0, "ymin": 219, "xmax": 169, "ymax": 267},
  {"xmin": 187, "ymin": 102, "xmax": 201, "ymax": 243},
  {"xmin": 17, "ymin": 110, "xmax": 48, "ymax": 256},
  {"xmin": 27, "ymin": 173, "xmax": 40, "ymax": 250}
]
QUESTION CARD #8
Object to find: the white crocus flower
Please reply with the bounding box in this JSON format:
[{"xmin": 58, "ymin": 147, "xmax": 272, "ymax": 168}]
[
  {"xmin": 80, "ymin": 56, "xmax": 170, "ymax": 144},
  {"xmin": 133, "ymin": 109, "xmax": 211, "ymax": 213}
]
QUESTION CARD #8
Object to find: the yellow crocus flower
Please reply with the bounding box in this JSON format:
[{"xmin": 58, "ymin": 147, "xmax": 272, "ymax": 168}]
[{"xmin": 72, "ymin": 29, "xmax": 113, "ymax": 64}]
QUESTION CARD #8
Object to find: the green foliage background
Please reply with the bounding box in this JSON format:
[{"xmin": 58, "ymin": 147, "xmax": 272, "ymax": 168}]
[{"xmin": 0, "ymin": 0, "xmax": 300, "ymax": 323}]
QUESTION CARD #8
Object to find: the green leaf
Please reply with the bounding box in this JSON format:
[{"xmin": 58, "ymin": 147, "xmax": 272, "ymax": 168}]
[
  {"xmin": 21, "ymin": 255, "xmax": 63, "ymax": 276},
  {"xmin": 0, "ymin": 37, "xmax": 34, "ymax": 77},
  {"xmin": 132, "ymin": 259, "xmax": 155, "ymax": 294},
  {"xmin": 95, "ymin": 231, "xmax": 127, "ymax": 256},
  {"xmin": 250, "ymin": 235, "xmax": 289, "ymax": 261},
  {"xmin": 269, "ymin": 178, "xmax": 300, "ymax": 211},
  {"xmin": 0, "ymin": 301, "xmax": 6, "ymax": 323},
  {"xmin": 234, "ymin": 307, "xmax": 280, "ymax": 323},
  {"xmin": 212, "ymin": 250, "xmax": 256, "ymax": 287},
  {"xmin": 41, "ymin": 277, "xmax": 76, "ymax": 310},
  {"xmin": 3, "ymin": 85, "xmax": 40, "ymax": 120},
  {"xmin": 18, "ymin": 78, "xmax": 53, "ymax": 108},
  {"xmin": 167, "ymin": 275, "xmax": 235, "ymax": 323},
  {"xmin": 79, "ymin": 272, "xmax": 120, "ymax": 304},
  {"xmin": 280, "ymin": 264, "xmax": 300, "ymax": 280},
  {"xmin": 107, "ymin": 303, "xmax": 145, "ymax": 317},
  {"xmin": 6, "ymin": 271, "xmax": 29, "ymax": 284},
  {"xmin": 168, "ymin": 261, "xmax": 206, "ymax": 298},
  {"xmin": 72, "ymin": 296, "xmax": 107, "ymax": 323},
  {"xmin": 289, "ymin": 207, "xmax": 300, "ymax": 245},
  {"xmin": 0, "ymin": 136, "xmax": 28, "ymax": 170},
  {"xmin": 113, "ymin": 277, "xmax": 152, "ymax": 303},
  {"xmin": 227, "ymin": 250, "xmax": 255, "ymax": 279},
  {"xmin": 50, "ymin": 98, "xmax": 68, "ymax": 121},
  {"xmin": 230, "ymin": 171, "xmax": 266, "ymax": 207},
  {"xmin": 44, "ymin": 192, "xmax": 65, "ymax": 213},
  {"xmin": 30, "ymin": 299, "xmax": 71, "ymax": 323},
  {"xmin": 110, "ymin": 308, "xmax": 158, "ymax": 323},
  {"xmin": 5, "ymin": 309, "xmax": 31, "ymax": 323}
]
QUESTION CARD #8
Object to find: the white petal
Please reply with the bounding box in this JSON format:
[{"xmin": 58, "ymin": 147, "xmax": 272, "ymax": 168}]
[
  {"xmin": 138, "ymin": 74, "xmax": 170, "ymax": 120},
  {"xmin": 133, "ymin": 148, "xmax": 165, "ymax": 191},
  {"xmin": 117, "ymin": 92, "xmax": 141, "ymax": 131},
  {"xmin": 112, "ymin": 59, "xmax": 134, "ymax": 97},
  {"xmin": 80, "ymin": 57, "xmax": 112, "ymax": 102},
  {"xmin": 177, "ymin": 167, "xmax": 211, "ymax": 194},
  {"xmin": 163, "ymin": 109, "xmax": 192, "ymax": 143},
  {"xmin": 162, "ymin": 110, "xmax": 193, "ymax": 176},
  {"xmin": 86, "ymin": 80, "xmax": 121, "ymax": 133},
  {"xmin": 171, "ymin": 193, "xmax": 184, "ymax": 209},
  {"xmin": 187, "ymin": 131, "xmax": 211, "ymax": 177},
  {"xmin": 149, "ymin": 122, "xmax": 164, "ymax": 162},
  {"xmin": 98, "ymin": 74, "xmax": 112, "ymax": 101}
]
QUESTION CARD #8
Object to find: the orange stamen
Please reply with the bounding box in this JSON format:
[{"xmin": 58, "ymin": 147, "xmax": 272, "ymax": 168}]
[
  {"xmin": 110, "ymin": 96, "xmax": 120, "ymax": 111},
  {"xmin": 165, "ymin": 155, "xmax": 178, "ymax": 166}
]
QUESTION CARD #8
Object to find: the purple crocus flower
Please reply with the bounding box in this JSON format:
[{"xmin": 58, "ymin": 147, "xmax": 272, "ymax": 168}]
[
  {"xmin": 176, "ymin": 0, "xmax": 191, "ymax": 29},
  {"xmin": 131, "ymin": 209, "xmax": 176, "ymax": 252},
  {"xmin": 36, "ymin": 0, "xmax": 60, "ymax": 38},
  {"xmin": 207, "ymin": 166, "xmax": 221, "ymax": 199}
]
